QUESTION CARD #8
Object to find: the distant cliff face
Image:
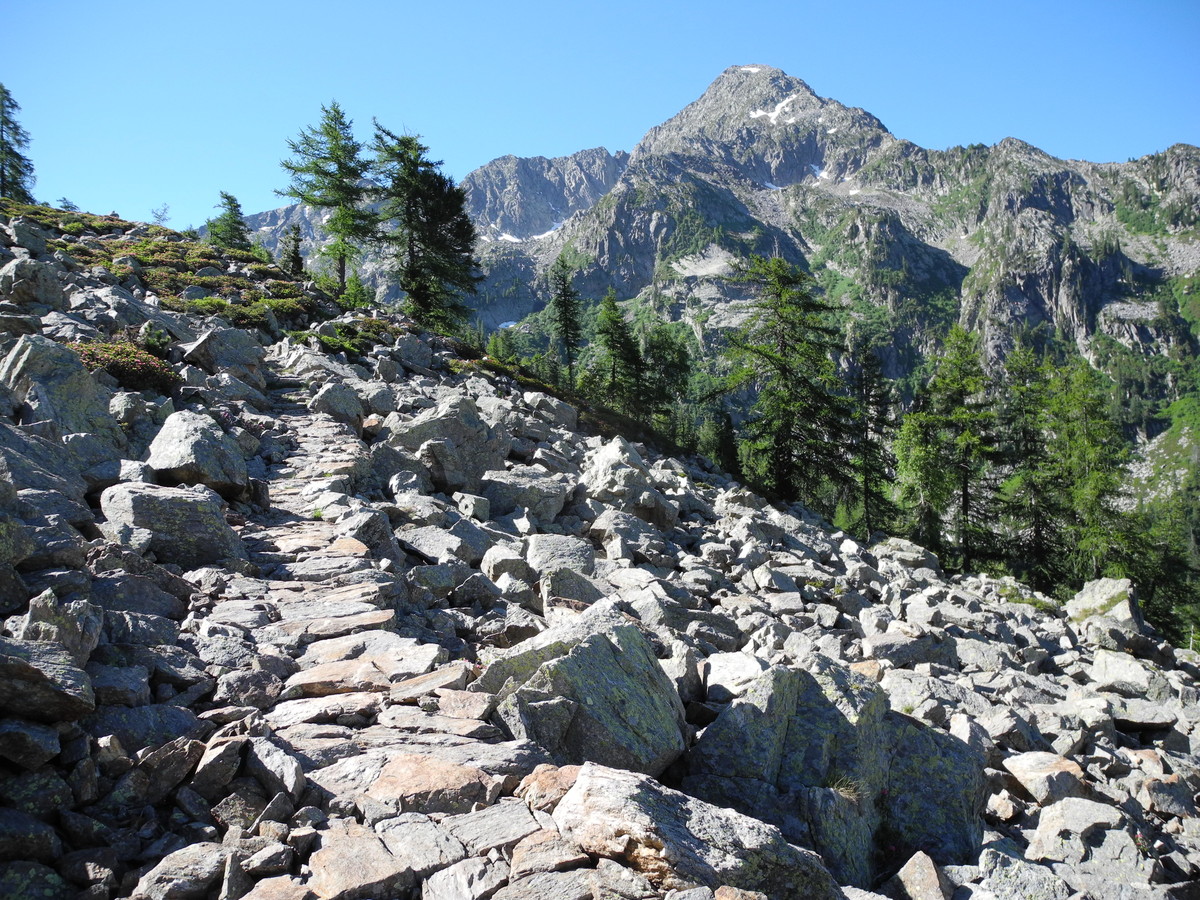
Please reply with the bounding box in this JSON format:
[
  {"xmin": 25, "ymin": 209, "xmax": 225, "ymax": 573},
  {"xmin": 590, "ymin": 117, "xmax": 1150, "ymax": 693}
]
[{"xmin": 247, "ymin": 64, "xmax": 1200, "ymax": 372}]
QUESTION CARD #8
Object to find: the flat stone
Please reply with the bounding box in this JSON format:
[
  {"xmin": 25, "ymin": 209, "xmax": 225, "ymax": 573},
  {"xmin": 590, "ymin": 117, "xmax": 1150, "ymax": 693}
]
[
  {"xmin": 365, "ymin": 752, "xmax": 500, "ymax": 815},
  {"xmin": 554, "ymin": 762, "xmax": 839, "ymax": 898},
  {"xmin": 423, "ymin": 856, "xmax": 509, "ymax": 900},
  {"xmin": 443, "ymin": 799, "xmax": 542, "ymax": 854},
  {"xmin": 510, "ymin": 829, "xmax": 591, "ymax": 880},
  {"xmin": 375, "ymin": 813, "xmax": 468, "ymax": 878},
  {"xmin": 390, "ymin": 661, "xmax": 474, "ymax": 702},
  {"xmin": 307, "ymin": 819, "xmax": 411, "ymax": 900},
  {"xmin": 1001, "ymin": 751, "xmax": 1085, "ymax": 805},
  {"xmin": 0, "ymin": 637, "xmax": 94, "ymax": 722},
  {"xmin": 131, "ymin": 842, "xmax": 228, "ymax": 900}
]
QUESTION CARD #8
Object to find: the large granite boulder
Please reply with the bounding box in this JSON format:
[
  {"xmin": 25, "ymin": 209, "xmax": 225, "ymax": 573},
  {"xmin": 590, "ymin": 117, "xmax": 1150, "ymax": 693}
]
[
  {"xmin": 553, "ymin": 763, "xmax": 840, "ymax": 900},
  {"xmin": 0, "ymin": 638, "xmax": 95, "ymax": 722},
  {"xmin": 100, "ymin": 482, "xmax": 247, "ymax": 569},
  {"xmin": 180, "ymin": 327, "xmax": 267, "ymax": 389},
  {"xmin": 147, "ymin": 410, "xmax": 249, "ymax": 501},
  {"xmin": 682, "ymin": 656, "xmax": 984, "ymax": 886},
  {"xmin": 0, "ymin": 334, "xmax": 125, "ymax": 452},
  {"xmin": 385, "ymin": 396, "xmax": 509, "ymax": 494},
  {"xmin": 495, "ymin": 624, "xmax": 686, "ymax": 777},
  {"xmin": 579, "ymin": 437, "xmax": 677, "ymax": 529}
]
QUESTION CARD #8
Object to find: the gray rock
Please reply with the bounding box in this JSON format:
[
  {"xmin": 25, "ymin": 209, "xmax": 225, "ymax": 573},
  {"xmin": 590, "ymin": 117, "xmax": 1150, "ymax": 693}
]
[
  {"xmin": 309, "ymin": 382, "xmax": 365, "ymax": 433},
  {"xmin": 86, "ymin": 662, "xmax": 152, "ymax": 707},
  {"xmin": 100, "ymin": 482, "xmax": 246, "ymax": 569},
  {"xmin": 386, "ymin": 396, "xmax": 508, "ymax": 493},
  {"xmin": 147, "ymin": 410, "xmax": 249, "ymax": 501},
  {"xmin": 580, "ymin": 437, "xmax": 677, "ymax": 529},
  {"xmin": 0, "ymin": 807, "xmax": 62, "ymax": 862},
  {"xmin": 307, "ymin": 819, "xmax": 413, "ymax": 900},
  {"xmin": 0, "ymin": 334, "xmax": 125, "ymax": 451},
  {"xmin": 524, "ymin": 533, "xmax": 595, "ymax": 577},
  {"xmin": 131, "ymin": 841, "xmax": 228, "ymax": 900},
  {"xmin": 482, "ymin": 466, "xmax": 569, "ymax": 524},
  {"xmin": 1066, "ymin": 577, "xmax": 1143, "ymax": 630},
  {"xmin": 180, "ymin": 327, "xmax": 267, "ymax": 389},
  {"xmin": 83, "ymin": 703, "xmax": 201, "ymax": 752},
  {"xmin": 554, "ymin": 762, "xmax": 840, "ymax": 899},
  {"xmin": 11, "ymin": 589, "xmax": 102, "ymax": 666},
  {"xmin": 0, "ymin": 257, "xmax": 65, "ymax": 310},
  {"xmin": 496, "ymin": 624, "xmax": 687, "ymax": 777},
  {"xmin": 0, "ymin": 637, "xmax": 94, "ymax": 722},
  {"xmin": 0, "ymin": 719, "xmax": 60, "ymax": 769},
  {"xmin": 423, "ymin": 856, "xmax": 509, "ymax": 900}
]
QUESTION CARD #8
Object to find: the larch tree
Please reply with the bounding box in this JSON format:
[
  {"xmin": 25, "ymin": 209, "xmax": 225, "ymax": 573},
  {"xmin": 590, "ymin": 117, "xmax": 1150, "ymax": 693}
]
[
  {"xmin": 0, "ymin": 83, "xmax": 35, "ymax": 204},
  {"xmin": 205, "ymin": 191, "xmax": 252, "ymax": 251},
  {"xmin": 592, "ymin": 288, "xmax": 643, "ymax": 414},
  {"xmin": 278, "ymin": 224, "xmax": 305, "ymax": 277},
  {"xmin": 279, "ymin": 101, "xmax": 375, "ymax": 294},
  {"xmin": 725, "ymin": 255, "xmax": 852, "ymax": 512},
  {"xmin": 371, "ymin": 122, "xmax": 479, "ymax": 332},
  {"xmin": 846, "ymin": 345, "xmax": 899, "ymax": 541},
  {"xmin": 547, "ymin": 256, "xmax": 583, "ymax": 387}
]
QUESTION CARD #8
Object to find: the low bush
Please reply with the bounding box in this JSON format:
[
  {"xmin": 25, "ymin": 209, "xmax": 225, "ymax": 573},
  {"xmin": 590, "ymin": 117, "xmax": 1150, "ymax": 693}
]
[{"xmin": 73, "ymin": 340, "xmax": 181, "ymax": 394}]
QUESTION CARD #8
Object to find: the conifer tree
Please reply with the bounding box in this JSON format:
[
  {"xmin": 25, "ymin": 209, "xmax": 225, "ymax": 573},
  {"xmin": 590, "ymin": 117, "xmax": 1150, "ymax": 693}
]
[
  {"xmin": 1045, "ymin": 359, "xmax": 1128, "ymax": 581},
  {"xmin": 594, "ymin": 288, "xmax": 642, "ymax": 414},
  {"xmin": 371, "ymin": 122, "xmax": 479, "ymax": 332},
  {"xmin": 279, "ymin": 101, "xmax": 375, "ymax": 293},
  {"xmin": 725, "ymin": 255, "xmax": 852, "ymax": 511},
  {"xmin": 995, "ymin": 342, "xmax": 1067, "ymax": 591},
  {"xmin": 895, "ymin": 325, "xmax": 997, "ymax": 569},
  {"xmin": 205, "ymin": 191, "xmax": 252, "ymax": 251},
  {"xmin": 846, "ymin": 346, "xmax": 899, "ymax": 540},
  {"xmin": 279, "ymin": 224, "xmax": 305, "ymax": 277},
  {"xmin": 547, "ymin": 256, "xmax": 583, "ymax": 386},
  {"xmin": 638, "ymin": 323, "xmax": 692, "ymax": 431},
  {"xmin": 0, "ymin": 83, "xmax": 35, "ymax": 204}
]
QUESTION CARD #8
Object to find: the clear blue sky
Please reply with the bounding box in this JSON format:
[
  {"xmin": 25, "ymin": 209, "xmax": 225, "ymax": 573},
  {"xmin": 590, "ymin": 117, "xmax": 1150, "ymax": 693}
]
[{"xmin": 5, "ymin": 0, "xmax": 1198, "ymax": 229}]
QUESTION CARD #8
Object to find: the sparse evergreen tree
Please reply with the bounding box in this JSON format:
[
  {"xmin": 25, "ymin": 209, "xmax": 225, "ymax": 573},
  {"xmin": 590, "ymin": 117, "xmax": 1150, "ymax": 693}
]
[
  {"xmin": 594, "ymin": 288, "xmax": 642, "ymax": 414},
  {"xmin": 0, "ymin": 83, "xmax": 35, "ymax": 204},
  {"xmin": 895, "ymin": 398, "xmax": 954, "ymax": 558},
  {"xmin": 58, "ymin": 197, "xmax": 79, "ymax": 212},
  {"xmin": 725, "ymin": 255, "xmax": 852, "ymax": 512},
  {"xmin": 279, "ymin": 101, "xmax": 375, "ymax": 293},
  {"xmin": 846, "ymin": 347, "xmax": 899, "ymax": 540},
  {"xmin": 995, "ymin": 343, "xmax": 1067, "ymax": 591},
  {"xmin": 486, "ymin": 327, "xmax": 518, "ymax": 364},
  {"xmin": 371, "ymin": 122, "xmax": 479, "ymax": 332},
  {"xmin": 279, "ymin": 224, "xmax": 305, "ymax": 277},
  {"xmin": 547, "ymin": 256, "xmax": 583, "ymax": 386},
  {"xmin": 1045, "ymin": 359, "xmax": 1128, "ymax": 582},
  {"xmin": 894, "ymin": 325, "xmax": 998, "ymax": 569},
  {"xmin": 205, "ymin": 191, "xmax": 252, "ymax": 251},
  {"xmin": 639, "ymin": 323, "xmax": 692, "ymax": 431},
  {"xmin": 151, "ymin": 203, "xmax": 170, "ymax": 226}
]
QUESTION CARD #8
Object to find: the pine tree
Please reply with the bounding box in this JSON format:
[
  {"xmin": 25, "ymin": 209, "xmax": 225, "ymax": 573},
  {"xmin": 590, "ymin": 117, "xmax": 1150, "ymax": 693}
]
[
  {"xmin": 894, "ymin": 325, "xmax": 997, "ymax": 570},
  {"xmin": 594, "ymin": 288, "xmax": 642, "ymax": 414},
  {"xmin": 995, "ymin": 343, "xmax": 1067, "ymax": 591},
  {"xmin": 547, "ymin": 256, "xmax": 583, "ymax": 386},
  {"xmin": 371, "ymin": 122, "xmax": 479, "ymax": 332},
  {"xmin": 279, "ymin": 224, "xmax": 305, "ymax": 277},
  {"xmin": 205, "ymin": 191, "xmax": 252, "ymax": 251},
  {"xmin": 1045, "ymin": 359, "xmax": 1128, "ymax": 582},
  {"xmin": 0, "ymin": 83, "xmax": 35, "ymax": 204},
  {"xmin": 725, "ymin": 255, "xmax": 852, "ymax": 511},
  {"xmin": 638, "ymin": 323, "xmax": 692, "ymax": 432},
  {"xmin": 279, "ymin": 102, "xmax": 375, "ymax": 293},
  {"xmin": 846, "ymin": 347, "xmax": 899, "ymax": 540}
]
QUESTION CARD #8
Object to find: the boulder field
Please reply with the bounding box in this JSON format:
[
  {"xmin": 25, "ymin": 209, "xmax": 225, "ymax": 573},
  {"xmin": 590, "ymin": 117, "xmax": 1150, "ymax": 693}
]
[{"xmin": 0, "ymin": 212, "xmax": 1198, "ymax": 899}]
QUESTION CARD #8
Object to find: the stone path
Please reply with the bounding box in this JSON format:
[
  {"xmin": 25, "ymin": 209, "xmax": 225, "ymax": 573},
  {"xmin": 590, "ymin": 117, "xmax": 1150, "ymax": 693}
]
[{"xmin": 179, "ymin": 381, "xmax": 559, "ymax": 899}]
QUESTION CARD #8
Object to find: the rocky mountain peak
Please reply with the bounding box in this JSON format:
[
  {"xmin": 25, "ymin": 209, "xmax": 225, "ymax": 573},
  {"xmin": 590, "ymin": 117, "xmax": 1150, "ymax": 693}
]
[{"xmin": 630, "ymin": 64, "xmax": 892, "ymax": 188}]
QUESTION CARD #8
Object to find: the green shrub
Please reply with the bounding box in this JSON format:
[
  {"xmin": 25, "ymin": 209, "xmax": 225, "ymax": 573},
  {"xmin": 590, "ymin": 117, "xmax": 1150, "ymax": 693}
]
[{"xmin": 73, "ymin": 341, "xmax": 181, "ymax": 394}]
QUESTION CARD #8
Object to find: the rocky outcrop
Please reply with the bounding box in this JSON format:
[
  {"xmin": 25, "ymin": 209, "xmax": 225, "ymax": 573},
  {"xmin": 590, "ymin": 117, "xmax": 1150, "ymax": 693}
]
[{"xmin": 0, "ymin": 209, "xmax": 1197, "ymax": 899}]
